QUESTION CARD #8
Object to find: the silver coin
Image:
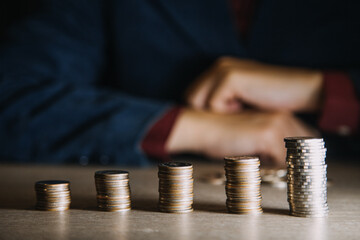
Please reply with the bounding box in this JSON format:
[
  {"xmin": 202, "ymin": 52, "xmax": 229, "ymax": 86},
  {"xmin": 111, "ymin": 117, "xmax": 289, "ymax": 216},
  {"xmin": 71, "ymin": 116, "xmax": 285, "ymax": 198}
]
[
  {"xmin": 288, "ymin": 186, "xmax": 327, "ymax": 191},
  {"xmin": 285, "ymin": 137, "xmax": 328, "ymax": 218},
  {"xmin": 287, "ymin": 184, "xmax": 327, "ymax": 189},
  {"xmin": 286, "ymin": 141, "xmax": 325, "ymax": 146},
  {"xmin": 284, "ymin": 137, "xmax": 324, "ymax": 142},
  {"xmin": 287, "ymin": 153, "xmax": 327, "ymax": 158},
  {"xmin": 287, "ymin": 183, "xmax": 327, "ymax": 188},
  {"xmin": 287, "ymin": 164, "xmax": 327, "ymax": 169},
  {"xmin": 287, "ymin": 149, "xmax": 326, "ymax": 154},
  {"xmin": 286, "ymin": 163, "xmax": 326, "ymax": 168},
  {"xmin": 291, "ymin": 208, "xmax": 329, "ymax": 213},
  {"xmin": 287, "ymin": 168, "xmax": 327, "ymax": 173}
]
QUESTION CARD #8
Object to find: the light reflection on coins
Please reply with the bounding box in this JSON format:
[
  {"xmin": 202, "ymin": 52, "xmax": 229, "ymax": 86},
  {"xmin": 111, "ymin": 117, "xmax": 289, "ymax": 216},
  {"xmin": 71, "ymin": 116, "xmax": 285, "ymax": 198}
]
[
  {"xmin": 35, "ymin": 180, "xmax": 71, "ymax": 211},
  {"xmin": 224, "ymin": 156, "xmax": 262, "ymax": 214},
  {"xmin": 158, "ymin": 162, "xmax": 193, "ymax": 213},
  {"xmin": 94, "ymin": 170, "xmax": 131, "ymax": 212},
  {"xmin": 285, "ymin": 137, "xmax": 328, "ymax": 217}
]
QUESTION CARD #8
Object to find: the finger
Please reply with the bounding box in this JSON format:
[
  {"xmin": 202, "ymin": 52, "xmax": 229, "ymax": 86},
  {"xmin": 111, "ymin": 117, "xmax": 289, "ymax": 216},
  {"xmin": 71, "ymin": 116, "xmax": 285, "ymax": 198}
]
[
  {"xmin": 186, "ymin": 70, "xmax": 217, "ymax": 110},
  {"xmin": 226, "ymin": 99, "xmax": 243, "ymax": 113},
  {"xmin": 208, "ymin": 77, "xmax": 243, "ymax": 114}
]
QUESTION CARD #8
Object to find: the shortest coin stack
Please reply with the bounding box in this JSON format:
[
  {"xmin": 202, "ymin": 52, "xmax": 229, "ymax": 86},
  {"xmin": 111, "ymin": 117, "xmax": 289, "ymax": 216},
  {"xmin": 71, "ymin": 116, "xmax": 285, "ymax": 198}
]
[
  {"xmin": 35, "ymin": 180, "xmax": 71, "ymax": 211},
  {"xmin": 94, "ymin": 170, "xmax": 131, "ymax": 212},
  {"xmin": 224, "ymin": 156, "xmax": 262, "ymax": 214},
  {"xmin": 158, "ymin": 162, "xmax": 194, "ymax": 213},
  {"xmin": 285, "ymin": 137, "xmax": 329, "ymax": 218}
]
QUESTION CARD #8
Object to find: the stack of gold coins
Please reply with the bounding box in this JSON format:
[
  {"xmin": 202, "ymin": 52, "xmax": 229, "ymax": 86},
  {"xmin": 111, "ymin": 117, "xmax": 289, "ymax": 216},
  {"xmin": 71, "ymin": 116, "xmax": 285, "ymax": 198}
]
[
  {"xmin": 285, "ymin": 137, "xmax": 328, "ymax": 217},
  {"xmin": 35, "ymin": 180, "xmax": 71, "ymax": 211},
  {"xmin": 94, "ymin": 170, "xmax": 131, "ymax": 212},
  {"xmin": 158, "ymin": 162, "xmax": 193, "ymax": 213},
  {"xmin": 224, "ymin": 156, "xmax": 262, "ymax": 214}
]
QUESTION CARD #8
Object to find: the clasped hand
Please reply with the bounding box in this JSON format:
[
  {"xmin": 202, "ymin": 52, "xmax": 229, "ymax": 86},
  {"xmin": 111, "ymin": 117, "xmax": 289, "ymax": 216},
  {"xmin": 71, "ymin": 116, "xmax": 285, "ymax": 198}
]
[
  {"xmin": 186, "ymin": 57, "xmax": 323, "ymax": 113},
  {"xmin": 166, "ymin": 57, "xmax": 323, "ymax": 165}
]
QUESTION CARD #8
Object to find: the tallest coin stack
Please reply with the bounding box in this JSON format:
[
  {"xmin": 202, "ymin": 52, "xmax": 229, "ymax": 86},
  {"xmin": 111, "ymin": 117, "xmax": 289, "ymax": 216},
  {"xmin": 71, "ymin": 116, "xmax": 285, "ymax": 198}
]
[{"xmin": 285, "ymin": 137, "xmax": 329, "ymax": 217}]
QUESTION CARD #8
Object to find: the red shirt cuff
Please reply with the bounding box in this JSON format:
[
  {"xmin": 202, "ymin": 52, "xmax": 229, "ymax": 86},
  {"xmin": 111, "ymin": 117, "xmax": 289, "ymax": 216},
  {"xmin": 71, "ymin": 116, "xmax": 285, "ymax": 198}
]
[
  {"xmin": 141, "ymin": 107, "xmax": 182, "ymax": 161},
  {"xmin": 318, "ymin": 71, "xmax": 360, "ymax": 135}
]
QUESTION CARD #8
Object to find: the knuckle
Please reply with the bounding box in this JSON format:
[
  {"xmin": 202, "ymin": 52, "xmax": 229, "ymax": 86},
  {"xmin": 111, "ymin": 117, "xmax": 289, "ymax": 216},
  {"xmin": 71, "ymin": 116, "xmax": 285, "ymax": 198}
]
[
  {"xmin": 216, "ymin": 56, "xmax": 233, "ymax": 68},
  {"xmin": 222, "ymin": 69, "xmax": 235, "ymax": 82},
  {"xmin": 217, "ymin": 66, "xmax": 237, "ymax": 86},
  {"xmin": 209, "ymin": 98, "xmax": 220, "ymax": 110}
]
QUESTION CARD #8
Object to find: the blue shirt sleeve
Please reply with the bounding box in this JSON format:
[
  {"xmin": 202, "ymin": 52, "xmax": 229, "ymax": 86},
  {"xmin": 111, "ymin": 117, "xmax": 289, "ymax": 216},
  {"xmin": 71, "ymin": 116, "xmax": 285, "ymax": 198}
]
[{"xmin": 0, "ymin": 0, "xmax": 171, "ymax": 166}]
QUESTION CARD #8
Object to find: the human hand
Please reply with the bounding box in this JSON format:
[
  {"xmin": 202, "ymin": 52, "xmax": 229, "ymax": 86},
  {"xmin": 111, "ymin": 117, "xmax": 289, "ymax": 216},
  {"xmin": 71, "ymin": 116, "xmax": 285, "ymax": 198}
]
[
  {"xmin": 165, "ymin": 109, "xmax": 318, "ymax": 166},
  {"xmin": 186, "ymin": 57, "xmax": 323, "ymax": 114}
]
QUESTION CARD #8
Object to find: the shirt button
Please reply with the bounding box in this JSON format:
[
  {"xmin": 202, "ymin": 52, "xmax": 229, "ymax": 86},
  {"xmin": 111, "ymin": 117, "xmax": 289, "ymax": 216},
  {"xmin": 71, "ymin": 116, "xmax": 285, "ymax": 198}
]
[{"xmin": 337, "ymin": 125, "xmax": 351, "ymax": 136}]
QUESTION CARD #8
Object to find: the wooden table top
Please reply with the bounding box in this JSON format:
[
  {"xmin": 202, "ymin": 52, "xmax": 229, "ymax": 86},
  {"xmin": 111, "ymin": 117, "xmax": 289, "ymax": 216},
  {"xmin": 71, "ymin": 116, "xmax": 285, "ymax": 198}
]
[{"xmin": 0, "ymin": 161, "xmax": 359, "ymax": 240}]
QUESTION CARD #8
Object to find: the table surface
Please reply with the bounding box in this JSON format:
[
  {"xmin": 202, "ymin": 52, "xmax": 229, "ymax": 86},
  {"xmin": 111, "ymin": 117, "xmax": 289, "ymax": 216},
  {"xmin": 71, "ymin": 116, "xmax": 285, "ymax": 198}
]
[{"xmin": 0, "ymin": 161, "xmax": 359, "ymax": 240}]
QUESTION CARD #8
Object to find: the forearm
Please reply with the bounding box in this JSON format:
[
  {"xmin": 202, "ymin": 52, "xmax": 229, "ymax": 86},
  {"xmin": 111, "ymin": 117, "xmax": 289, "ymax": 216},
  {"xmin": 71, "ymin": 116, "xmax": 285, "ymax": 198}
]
[
  {"xmin": 165, "ymin": 108, "xmax": 317, "ymax": 164},
  {"xmin": 235, "ymin": 62, "xmax": 324, "ymax": 112},
  {"xmin": 165, "ymin": 108, "xmax": 208, "ymax": 154},
  {"xmin": 186, "ymin": 58, "xmax": 324, "ymax": 114}
]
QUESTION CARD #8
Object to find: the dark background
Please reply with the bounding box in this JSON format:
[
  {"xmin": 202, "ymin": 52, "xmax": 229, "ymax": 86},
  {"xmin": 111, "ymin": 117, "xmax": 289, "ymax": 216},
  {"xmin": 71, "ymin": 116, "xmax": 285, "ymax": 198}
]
[
  {"xmin": 0, "ymin": 0, "xmax": 41, "ymax": 39},
  {"xmin": 1, "ymin": 0, "xmax": 359, "ymax": 162}
]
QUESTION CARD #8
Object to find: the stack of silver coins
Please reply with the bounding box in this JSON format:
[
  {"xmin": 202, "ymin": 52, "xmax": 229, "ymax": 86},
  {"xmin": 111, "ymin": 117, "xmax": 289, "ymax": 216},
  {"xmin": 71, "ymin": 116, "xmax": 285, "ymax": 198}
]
[
  {"xmin": 158, "ymin": 162, "xmax": 193, "ymax": 213},
  {"xmin": 94, "ymin": 170, "xmax": 131, "ymax": 212},
  {"xmin": 224, "ymin": 156, "xmax": 263, "ymax": 214},
  {"xmin": 285, "ymin": 137, "xmax": 329, "ymax": 217},
  {"xmin": 35, "ymin": 180, "xmax": 71, "ymax": 211}
]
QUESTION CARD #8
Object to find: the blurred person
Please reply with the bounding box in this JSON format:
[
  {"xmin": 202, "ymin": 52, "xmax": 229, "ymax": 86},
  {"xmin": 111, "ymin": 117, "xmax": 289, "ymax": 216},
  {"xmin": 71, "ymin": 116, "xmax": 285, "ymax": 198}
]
[{"xmin": 0, "ymin": 0, "xmax": 359, "ymax": 166}]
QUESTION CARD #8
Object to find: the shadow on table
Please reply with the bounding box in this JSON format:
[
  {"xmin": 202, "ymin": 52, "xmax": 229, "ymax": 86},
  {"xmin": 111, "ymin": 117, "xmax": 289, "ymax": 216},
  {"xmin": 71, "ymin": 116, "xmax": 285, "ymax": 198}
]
[
  {"xmin": 131, "ymin": 198, "xmax": 158, "ymax": 212},
  {"xmin": 69, "ymin": 195, "xmax": 98, "ymax": 211},
  {"xmin": 131, "ymin": 200, "xmax": 290, "ymax": 215},
  {"xmin": 262, "ymin": 207, "xmax": 289, "ymax": 216},
  {"xmin": 0, "ymin": 196, "xmax": 290, "ymax": 216},
  {"xmin": 0, "ymin": 196, "xmax": 97, "ymax": 211},
  {"xmin": 71, "ymin": 197, "xmax": 158, "ymax": 212},
  {"xmin": 0, "ymin": 205, "xmax": 35, "ymax": 211},
  {"xmin": 194, "ymin": 204, "xmax": 289, "ymax": 215},
  {"xmin": 193, "ymin": 202, "xmax": 227, "ymax": 213},
  {"xmin": 0, "ymin": 197, "xmax": 35, "ymax": 210},
  {"xmin": 131, "ymin": 199, "xmax": 228, "ymax": 213}
]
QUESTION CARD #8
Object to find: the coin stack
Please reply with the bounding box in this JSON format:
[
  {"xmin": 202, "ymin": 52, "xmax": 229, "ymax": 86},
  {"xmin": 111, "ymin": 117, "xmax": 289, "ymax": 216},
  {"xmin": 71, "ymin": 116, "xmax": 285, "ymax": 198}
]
[
  {"xmin": 224, "ymin": 156, "xmax": 262, "ymax": 214},
  {"xmin": 285, "ymin": 137, "xmax": 329, "ymax": 217},
  {"xmin": 35, "ymin": 180, "xmax": 71, "ymax": 211},
  {"xmin": 94, "ymin": 170, "xmax": 131, "ymax": 212},
  {"xmin": 158, "ymin": 162, "xmax": 193, "ymax": 213}
]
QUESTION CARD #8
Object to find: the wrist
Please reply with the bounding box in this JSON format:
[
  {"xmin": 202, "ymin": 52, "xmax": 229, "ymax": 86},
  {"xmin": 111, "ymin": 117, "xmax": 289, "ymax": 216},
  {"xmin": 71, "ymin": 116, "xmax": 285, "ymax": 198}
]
[
  {"xmin": 141, "ymin": 107, "xmax": 182, "ymax": 159},
  {"xmin": 165, "ymin": 108, "xmax": 210, "ymax": 154}
]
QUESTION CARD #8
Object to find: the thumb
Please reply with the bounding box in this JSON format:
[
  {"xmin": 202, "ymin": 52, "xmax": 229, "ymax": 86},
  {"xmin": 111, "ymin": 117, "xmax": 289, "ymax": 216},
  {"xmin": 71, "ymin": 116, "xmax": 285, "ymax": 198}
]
[
  {"xmin": 186, "ymin": 70, "xmax": 217, "ymax": 110},
  {"xmin": 207, "ymin": 78, "xmax": 243, "ymax": 114}
]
